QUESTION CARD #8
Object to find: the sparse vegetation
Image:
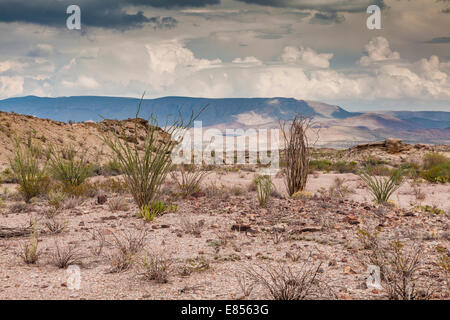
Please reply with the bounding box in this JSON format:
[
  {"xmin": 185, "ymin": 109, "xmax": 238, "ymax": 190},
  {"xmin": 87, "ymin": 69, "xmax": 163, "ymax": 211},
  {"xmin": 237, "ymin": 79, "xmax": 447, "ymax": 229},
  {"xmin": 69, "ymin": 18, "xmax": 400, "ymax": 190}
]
[
  {"xmin": 50, "ymin": 241, "xmax": 82, "ymax": 268},
  {"xmin": 245, "ymin": 259, "xmax": 330, "ymax": 300},
  {"xmin": 107, "ymin": 230, "xmax": 148, "ymax": 273},
  {"xmin": 358, "ymin": 229, "xmax": 436, "ymax": 300},
  {"xmin": 254, "ymin": 175, "xmax": 273, "ymax": 207},
  {"xmin": 19, "ymin": 223, "xmax": 40, "ymax": 264},
  {"xmin": 9, "ymin": 139, "xmax": 50, "ymax": 202},
  {"xmin": 171, "ymin": 165, "xmax": 210, "ymax": 198},
  {"xmin": 141, "ymin": 253, "xmax": 171, "ymax": 283},
  {"xmin": 102, "ymin": 96, "xmax": 203, "ymax": 210},
  {"xmin": 358, "ymin": 167, "xmax": 404, "ymax": 204},
  {"xmin": 48, "ymin": 145, "xmax": 92, "ymax": 190}
]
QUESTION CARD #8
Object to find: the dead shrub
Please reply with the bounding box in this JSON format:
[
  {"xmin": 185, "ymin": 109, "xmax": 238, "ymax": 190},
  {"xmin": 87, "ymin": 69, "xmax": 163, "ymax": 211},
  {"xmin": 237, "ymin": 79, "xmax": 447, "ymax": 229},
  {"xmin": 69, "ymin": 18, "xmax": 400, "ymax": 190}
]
[
  {"xmin": 245, "ymin": 259, "xmax": 331, "ymax": 300},
  {"xmin": 280, "ymin": 116, "xmax": 312, "ymax": 196},
  {"xmin": 141, "ymin": 253, "xmax": 172, "ymax": 283},
  {"xmin": 358, "ymin": 229, "xmax": 437, "ymax": 300},
  {"xmin": 106, "ymin": 229, "xmax": 148, "ymax": 273},
  {"xmin": 50, "ymin": 241, "xmax": 82, "ymax": 268},
  {"xmin": 108, "ymin": 197, "xmax": 130, "ymax": 212},
  {"xmin": 44, "ymin": 217, "xmax": 66, "ymax": 234},
  {"xmin": 180, "ymin": 217, "xmax": 205, "ymax": 236}
]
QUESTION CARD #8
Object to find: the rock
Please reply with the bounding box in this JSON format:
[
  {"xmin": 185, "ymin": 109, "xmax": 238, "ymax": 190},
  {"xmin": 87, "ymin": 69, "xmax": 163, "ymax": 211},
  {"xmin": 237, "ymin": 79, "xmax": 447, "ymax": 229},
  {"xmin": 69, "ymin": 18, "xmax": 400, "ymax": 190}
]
[
  {"xmin": 343, "ymin": 215, "xmax": 360, "ymax": 225},
  {"xmin": 97, "ymin": 194, "xmax": 107, "ymax": 205},
  {"xmin": 231, "ymin": 224, "xmax": 253, "ymax": 232},
  {"xmin": 385, "ymin": 138, "xmax": 405, "ymax": 153}
]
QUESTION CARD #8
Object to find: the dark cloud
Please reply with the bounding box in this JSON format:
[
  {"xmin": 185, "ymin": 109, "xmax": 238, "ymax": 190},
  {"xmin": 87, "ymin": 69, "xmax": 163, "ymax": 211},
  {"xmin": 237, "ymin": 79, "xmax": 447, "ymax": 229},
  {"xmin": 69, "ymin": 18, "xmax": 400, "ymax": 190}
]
[
  {"xmin": 0, "ymin": 0, "xmax": 218, "ymax": 29},
  {"xmin": 309, "ymin": 12, "xmax": 345, "ymax": 25},
  {"xmin": 235, "ymin": 0, "xmax": 386, "ymax": 13},
  {"xmin": 426, "ymin": 37, "xmax": 450, "ymax": 43}
]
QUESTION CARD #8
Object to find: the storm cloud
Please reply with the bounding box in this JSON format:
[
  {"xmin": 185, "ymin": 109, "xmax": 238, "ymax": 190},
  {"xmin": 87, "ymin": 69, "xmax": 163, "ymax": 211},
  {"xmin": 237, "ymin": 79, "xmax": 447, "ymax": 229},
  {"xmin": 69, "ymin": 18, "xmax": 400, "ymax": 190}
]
[
  {"xmin": 0, "ymin": 0, "xmax": 219, "ymax": 29},
  {"xmin": 234, "ymin": 0, "xmax": 386, "ymax": 12}
]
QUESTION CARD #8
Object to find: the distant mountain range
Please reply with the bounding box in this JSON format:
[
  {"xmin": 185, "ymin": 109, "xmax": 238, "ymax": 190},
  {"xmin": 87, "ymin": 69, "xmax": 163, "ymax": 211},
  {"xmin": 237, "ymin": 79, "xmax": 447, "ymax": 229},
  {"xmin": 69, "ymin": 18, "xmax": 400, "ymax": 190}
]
[{"xmin": 0, "ymin": 96, "xmax": 448, "ymax": 147}]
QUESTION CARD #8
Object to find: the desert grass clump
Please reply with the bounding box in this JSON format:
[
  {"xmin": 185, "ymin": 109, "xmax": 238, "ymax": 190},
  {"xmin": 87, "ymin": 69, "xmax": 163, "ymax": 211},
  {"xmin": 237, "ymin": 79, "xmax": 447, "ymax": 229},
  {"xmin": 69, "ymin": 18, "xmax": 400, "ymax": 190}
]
[
  {"xmin": 48, "ymin": 145, "xmax": 92, "ymax": 190},
  {"xmin": 171, "ymin": 165, "xmax": 210, "ymax": 198},
  {"xmin": 9, "ymin": 139, "xmax": 50, "ymax": 202},
  {"xmin": 180, "ymin": 217, "xmax": 205, "ymax": 236},
  {"xmin": 141, "ymin": 253, "xmax": 172, "ymax": 283},
  {"xmin": 245, "ymin": 259, "xmax": 330, "ymax": 300},
  {"xmin": 107, "ymin": 229, "xmax": 148, "ymax": 273},
  {"xmin": 47, "ymin": 189, "xmax": 66, "ymax": 210},
  {"xmin": 19, "ymin": 223, "xmax": 40, "ymax": 264},
  {"xmin": 358, "ymin": 167, "xmax": 404, "ymax": 204},
  {"xmin": 108, "ymin": 197, "xmax": 130, "ymax": 212},
  {"xmin": 102, "ymin": 96, "xmax": 203, "ymax": 210},
  {"xmin": 50, "ymin": 241, "xmax": 82, "ymax": 268},
  {"xmin": 254, "ymin": 175, "xmax": 273, "ymax": 207},
  {"xmin": 44, "ymin": 217, "xmax": 66, "ymax": 234},
  {"xmin": 136, "ymin": 201, "xmax": 173, "ymax": 222},
  {"xmin": 280, "ymin": 116, "xmax": 312, "ymax": 196}
]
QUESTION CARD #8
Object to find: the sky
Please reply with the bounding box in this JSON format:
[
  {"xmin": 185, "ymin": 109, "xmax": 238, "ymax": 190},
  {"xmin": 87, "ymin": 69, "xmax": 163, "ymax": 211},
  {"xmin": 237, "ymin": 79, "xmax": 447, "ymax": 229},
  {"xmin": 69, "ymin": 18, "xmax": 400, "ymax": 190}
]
[{"xmin": 0, "ymin": 0, "xmax": 449, "ymax": 111}]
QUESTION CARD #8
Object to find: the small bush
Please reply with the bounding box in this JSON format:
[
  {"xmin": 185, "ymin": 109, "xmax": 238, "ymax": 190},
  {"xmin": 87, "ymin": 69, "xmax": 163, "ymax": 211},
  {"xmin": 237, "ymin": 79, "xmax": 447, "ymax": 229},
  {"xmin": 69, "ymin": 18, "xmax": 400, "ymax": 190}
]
[
  {"xmin": 136, "ymin": 201, "xmax": 170, "ymax": 222},
  {"xmin": 9, "ymin": 139, "xmax": 50, "ymax": 202},
  {"xmin": 50, "ymin": 241, "xmax": 82, "ymax": 268},
  {"xmin": 48, "ymin": 145, "xmax": 92, "ymax": 188},
  {"xmin": 423, "ymin": 152, "xmax": 449, "ymax": 170},
  {"xmin": 47, "ymin": 190, "xmax": 66, "ymax": 210},
  {"xmin": 102, "ymin": 159, "xmax": 123, "ymax": 176},
  {"xmin": 19, "ymin": 224, "xmax": 40, "ymax": 264},
  {"xmin": 245, "ymin": 259, "xmax": 331, "ymax": 300},
  {"xmin": 107, "ymin": 230, "xmax": 147, "ymax": 273},
  {"xmin": 108, "ymin": 197, "xmax": 130, "ymax": 212},
  {"xmin": 44, "ymin": 217, "xmax": 66, "ymax": 234},
  {"xmin": 141, "ymin": 253, "xmax": 171, "ymax": 283},
  {"xmin": 171, "ymin": 165, "xmax": 209, "ymax": 198},
  {"xmin": 254, "ymin": 175, "xmax": 273, "ymax": 207},
  {"xmin": 358, "ymin": 230, "xmax": 436, "ymax": 300},
  {"xmin": 422, "ymin": 162, "xmax": 450, "ymax": 183},
  {"xmin": 436, "ymin": 246, "xmax": 450, "ymax": 291},
  {"xmin": 291, "ymin": 190, "xmax": 314, "ymax": 200},
  {"xmin": 358, "ymin": 168, "xmax": 403, "ymax": 204}
]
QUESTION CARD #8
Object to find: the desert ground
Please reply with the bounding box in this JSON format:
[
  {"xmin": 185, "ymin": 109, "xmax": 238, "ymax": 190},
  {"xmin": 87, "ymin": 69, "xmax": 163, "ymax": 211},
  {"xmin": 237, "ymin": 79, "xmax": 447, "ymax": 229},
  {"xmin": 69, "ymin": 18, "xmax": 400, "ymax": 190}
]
[
  {"xmin": 0, "ymin": 113, "xmax": 448, "ymax": 300},
  {"xmin": 0, "ymin": 165, "xmax": 449, "ymax": 300}
]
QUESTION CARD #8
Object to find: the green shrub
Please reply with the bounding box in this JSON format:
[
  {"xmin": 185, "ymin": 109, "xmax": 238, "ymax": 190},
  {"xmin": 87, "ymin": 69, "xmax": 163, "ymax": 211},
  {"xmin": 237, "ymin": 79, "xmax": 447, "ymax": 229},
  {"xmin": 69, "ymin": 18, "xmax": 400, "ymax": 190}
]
[
  {"xmin": 9, "ymin": 139, "xmax": 50, "ymax": 202},
  {"xmin": 254, "ymin": 175, "xmax": 273, "ymax": 207},
  {"xmin": 333, "ymin": 161, "xmax": 358, "ymax": 173},
  {"xmin": 423, "ymin": 152, "xmax": 449, "ymax": 170},
  {"xmin": 102, "ymin": 159, "xmax": 123, "ymax": 176},
  {"xmin": 102, "ymin": 96, "xmax": 204, "ymax": 209},
  {"xmin": 48, "ymin": 145, "xmax": 92, "ymax": 188},
  {"xmin": 422, "ymin": 162, "xmax": 450, "ymax": 183},
  {"xmin": 309, "ymin": 159, "xmax": 332, "ymax": 172},
  {"xmin": 358, "ymin": 168, "xmax": 404, "ymax": 204},
  {"xmin": 136, "ymin": 201, "xmax": 174, "ymax": 221}
]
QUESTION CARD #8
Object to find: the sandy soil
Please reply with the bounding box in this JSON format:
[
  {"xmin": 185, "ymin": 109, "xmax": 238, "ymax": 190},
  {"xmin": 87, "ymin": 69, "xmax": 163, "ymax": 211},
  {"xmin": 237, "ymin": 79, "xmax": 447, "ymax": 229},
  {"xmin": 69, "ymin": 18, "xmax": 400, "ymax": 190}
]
[{"xmin": 0, "ymin": 171, "xmax": 448, "ymax": 300}]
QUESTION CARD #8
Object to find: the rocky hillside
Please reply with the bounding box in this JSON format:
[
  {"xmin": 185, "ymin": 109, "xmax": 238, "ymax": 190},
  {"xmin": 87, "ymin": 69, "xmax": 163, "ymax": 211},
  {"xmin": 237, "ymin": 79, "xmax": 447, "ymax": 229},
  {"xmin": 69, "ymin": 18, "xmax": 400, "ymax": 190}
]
[{"xmin": 0, "ymin": 111, "xmax": 168, "ymax": 169}]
